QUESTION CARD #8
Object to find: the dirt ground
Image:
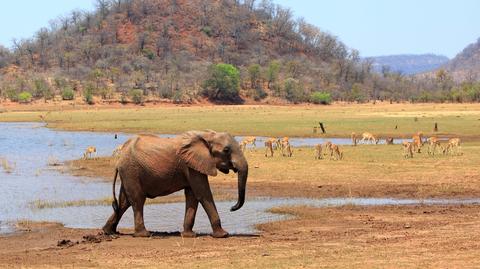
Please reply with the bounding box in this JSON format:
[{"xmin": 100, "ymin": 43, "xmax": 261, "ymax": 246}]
[{"xmin": 1, "ymin": 204, "xmax": 480, "ymax": 268}]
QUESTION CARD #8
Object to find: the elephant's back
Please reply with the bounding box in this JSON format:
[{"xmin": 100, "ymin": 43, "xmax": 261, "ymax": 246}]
[{"xmin": 121, "ymin": 135, "xmax": 181, "ymax": 177}]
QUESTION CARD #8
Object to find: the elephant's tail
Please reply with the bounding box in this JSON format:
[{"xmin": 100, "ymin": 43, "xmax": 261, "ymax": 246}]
[{"xmin": 111, "ymin": 169, "xmax": 119, "ymax": 215}]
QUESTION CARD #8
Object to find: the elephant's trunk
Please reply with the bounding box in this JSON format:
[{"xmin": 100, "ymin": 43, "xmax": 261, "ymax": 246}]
[{"xmin": 230, "ymin": 155, "xmax": 248, "ymax": 212}]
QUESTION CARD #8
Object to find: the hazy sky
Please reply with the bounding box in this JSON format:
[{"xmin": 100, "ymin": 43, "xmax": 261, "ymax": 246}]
[{"xmin": 0, "ymin": 0, "xmax": 479, "ymax": 58}]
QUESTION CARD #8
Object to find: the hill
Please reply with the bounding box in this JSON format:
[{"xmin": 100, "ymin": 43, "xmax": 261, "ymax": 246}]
[
  {"xmin": 0, "ymin": 0, "xmax": 478, "ymax": 105},
  {"xmin": 366, "ymin": 54, "xmax": 449, "ymax": 75},
  {"xmin": 0, "ymin": 0, "xmax": 373, "ymax": 104},
  {"xmin": 443, "ymin": 38, "xmax": 480, "ymax": 81}
]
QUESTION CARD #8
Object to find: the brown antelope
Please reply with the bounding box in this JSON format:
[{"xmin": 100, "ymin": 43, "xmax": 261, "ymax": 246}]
[
  {"xmin": 240, "ymin": 136, "xmax": 256, "ymax": 151},
  {"xmin": 314, "ymin": 144, "xmax": 323, "ymax": 159},
  {"xmin": 264, "ymin": 140, "xmax": 274, "ymax": 157},
  {"xmin": 329, "ymin": 143, "xmax": 343, "ymax": 160},
  {"xmin": 266, "ymin": 137, "xmax": 280, "ymax": 150},
  {"xmin": 443, "ymin": 138, "xmax": 461, "ymax": 155},
  {"xmin": 402, "ymin": 141, "xmax": 414, "ymax": 159},
  {"xmin": 281, "ymin": 141, "xmax": 292, "ymax": 157},
  {"xmin": 411, "ymin": 132, "xmax": 424, "ymax": 153},
  {"xmin": 351, "ymin": 132, "xmax": 357, "ymax": 146},
  {"xmin": 385, "ymin": 137, "xmax": 394, "ymax": 145},
  {"xmin": 83, "ymin": 146, "xmax": 97, "ymax": 160},
  {"xmin": 323, "ymin": 141, "xmax": 332, "ymax": 157},
  {"xmin": 427, "ymin": 136, "xmax": 442, "ymax": 156},
  {"xmin": 361, "ymin": 132, "xmax": 379, "ymax": 144}
]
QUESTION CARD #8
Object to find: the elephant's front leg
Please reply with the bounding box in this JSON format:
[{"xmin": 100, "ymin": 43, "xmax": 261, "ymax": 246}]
[
  {"xmin": 182, "ymin": 187, "xmax": 198, "ymax": 238},
  {"xmin": 188, "ymin": 169, "xmax": 229, "ymax": 238}
]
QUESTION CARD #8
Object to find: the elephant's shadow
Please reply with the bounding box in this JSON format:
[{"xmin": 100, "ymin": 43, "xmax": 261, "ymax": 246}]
[{"xmin": 120, "ymin": 231, "xmax": 261, "ymax": 238}]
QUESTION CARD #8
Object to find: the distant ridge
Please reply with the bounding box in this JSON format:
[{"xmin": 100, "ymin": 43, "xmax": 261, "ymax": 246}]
[{"xmin": 365, "ymin": 54, "xmax": 449, "ymax": 75}]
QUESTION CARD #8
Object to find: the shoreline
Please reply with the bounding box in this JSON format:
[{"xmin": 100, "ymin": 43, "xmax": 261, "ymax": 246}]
[{"xmin": 2, "ymin": 203, "xmax": 480, "ymax": 268}]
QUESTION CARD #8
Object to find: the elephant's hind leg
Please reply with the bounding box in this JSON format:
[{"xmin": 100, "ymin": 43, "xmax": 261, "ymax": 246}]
[
  {"xmin": 182, "ymin": 188, "xmax": 199, "ymax": 238},
  {"xmin": 103, "ymin": 186, "xmax": 131, "ymax": 235}
]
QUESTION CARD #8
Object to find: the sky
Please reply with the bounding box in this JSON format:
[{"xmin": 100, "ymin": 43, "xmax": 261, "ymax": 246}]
[{"xmin": 0, "ymin": 0, "xmax": 479, "ymax": 58}]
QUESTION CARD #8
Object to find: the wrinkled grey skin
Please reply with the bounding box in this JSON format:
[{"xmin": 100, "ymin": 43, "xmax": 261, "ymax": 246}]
[{"xmin": 102, "ymin": 130, "xmax": 248, "ymax": 238}]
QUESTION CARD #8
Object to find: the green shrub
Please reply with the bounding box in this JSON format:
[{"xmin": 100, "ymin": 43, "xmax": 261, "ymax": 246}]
[
  {"xmin": 284, "ymin": 78, "xmax": 306, "ymax": 103},
  {"xmin": 130, "ymin": 89, "xmax": 144, "ymax": 104},
  {"xmin": 266, "ymin": 60, "xmax": 281, "ymax": 89},
  {"xmin": 248, "ymin": 64, "xmax": 261, "ymax": 89},
  {"xmin": 310, "ymin": 92, "xmax": 332, "ymax": 105},
  {"xmin": 202, "ymin": 63, "xmax": 241, "ymax": 103},
  {"xmin": 201, "ymin": 26, "xmax": 213, "ymax": 37},
  {"xmin": 142, "ymin": 49, "xmax": 155, "ymax": 60},
  {"xmin": 61, "ymin": 87, "xmax": 75, "ymax": 100},
  {"xmin": 33, "ymin": 79, "xmax": 52, "ymax": 100},
  {"xmin": 84, "ymin": 91, "xmax": 94, "ymax": 105},
  {"xmin": 18, "ymin": 92, "xmax": 32, "ymax": 103}
]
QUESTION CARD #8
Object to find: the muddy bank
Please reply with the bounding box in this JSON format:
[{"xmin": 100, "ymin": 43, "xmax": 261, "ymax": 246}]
[{"xmin": 1, "ymin": 204, "xmax": 480, "ymax": 268}]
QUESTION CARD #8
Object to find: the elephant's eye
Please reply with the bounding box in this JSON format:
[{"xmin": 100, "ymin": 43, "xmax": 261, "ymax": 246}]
[{"xmin": 223, "ymin": 146, "xmax": 231, "ymax": 153}]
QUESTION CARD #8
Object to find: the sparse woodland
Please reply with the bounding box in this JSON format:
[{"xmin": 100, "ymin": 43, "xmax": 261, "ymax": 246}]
[{"xmin": 0, "ymin": 0, "xmax": 479, "ymax": 105}]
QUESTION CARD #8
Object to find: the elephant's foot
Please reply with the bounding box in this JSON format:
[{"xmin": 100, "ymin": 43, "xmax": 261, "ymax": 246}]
[
  {"xmin": 211, "ymin": 228, "xmax": 229, "ymax": 238},
  {"xmin": 102, "ymin": 224, "xmax": 117, "ymax": 235},
  {"xmin": 181, "ymin": 230, "xmax": 196, "ymax": 238},
  {"xmin": 133, "ymin": 229, "xmax": 151, "ymax": 237}
]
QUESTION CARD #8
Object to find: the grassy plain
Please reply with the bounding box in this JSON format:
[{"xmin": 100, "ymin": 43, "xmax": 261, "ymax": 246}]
[{"xmin": 1, "ymin": 102, "xmax": 480, "ymax": 138}]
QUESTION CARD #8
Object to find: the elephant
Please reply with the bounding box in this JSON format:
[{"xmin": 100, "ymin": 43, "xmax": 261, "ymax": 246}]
[{"xmin": 102, "ymin": 130, "xmax": 249, "ymax": 238}]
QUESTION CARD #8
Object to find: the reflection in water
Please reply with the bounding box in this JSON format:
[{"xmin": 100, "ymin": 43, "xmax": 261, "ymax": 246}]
[{"xmin": 0, "ymin": 123, "xmax": 477, "ymax": 235}]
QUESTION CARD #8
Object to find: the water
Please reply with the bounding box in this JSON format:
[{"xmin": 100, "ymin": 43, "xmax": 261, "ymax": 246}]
[
  {"xmin": 0, "ymin": 123, "xmax": 477, "ymax": 235},
  {"xmin": 24, "ymin": 197, "xmax": 480, "ymax": 235}
]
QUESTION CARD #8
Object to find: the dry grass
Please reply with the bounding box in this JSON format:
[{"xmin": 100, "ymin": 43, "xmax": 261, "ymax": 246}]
[{"xmin": 2, "ymin": 103, "xmax": 480, "ymax": 138}]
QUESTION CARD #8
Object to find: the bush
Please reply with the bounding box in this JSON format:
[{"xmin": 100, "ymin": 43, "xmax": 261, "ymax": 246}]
[
  {"xmin": 248, "ymin": 64, "xmax": 261, "ymax": 89},
  {"xmin": 142, "ymin": 49, "xmax": 155, "ymax": 60},
  {"xmin": 130, "ymin": 89, "xmax": 144, "ymax": 104},
  {"xmin": 310, "ymin": 92, "xmax": 332, "ymax": 105},
  {"xmin": 253, "ymin": 86, "xmax": 267, "ymax": 101},
  {"xmin": 84, "ymin": 91, "xmax": 94, "ymax": 105},
  {"xmin": 201, "ymin": 26, "xmax": 213, "ymax": 37},
  {"xmin": 18, "ymin": 92, "xmax": 32, "ymax": 103},
  {"xmin": 5, "ymin": 88, "xmax": 18, "ymax": 102},
  {"xmin": 33, "ymin": 79, "xmax": 52, "ymax": 100},
  {"xmin": 202, "ymin": 63, "xmax": 241, "ymax": 103},
  {"xmin": 348, "ymin": 83, "xmax": 366, "ymax": 103},
  {"xmin": 61, "ymin": 87, "xmax": 75, "ymax": 100},
  {"xmin": 284, "ymin": 78, "xmax": 307, "ymax": 103}
]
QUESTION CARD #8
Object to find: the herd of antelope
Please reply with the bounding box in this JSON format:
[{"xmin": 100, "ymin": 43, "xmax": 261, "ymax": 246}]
[
  {"xmin": 238, "ymin": 131, "xmax": 462, "ymax": 161},
  {"xmin": 401, "ymin": 132, "xmax": 461, "ymax": 159},
  {"xmin": 81, "ymin": 131, "xmax": 461, "ymax": 162},
  {"xmin": 240, "ymin": 135, "xmax": 343, "ymax": 160}
]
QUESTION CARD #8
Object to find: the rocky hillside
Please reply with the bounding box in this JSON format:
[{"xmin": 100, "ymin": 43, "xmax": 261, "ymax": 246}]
[
  {"xmin": 443, "ymin": 38, "xmax": 480, "ymax": 81},
  {"xmin": 366, "ymin": 54, "xmax": 449, "ymax": 75},
  {"xmin": 0, "ymin": 0, "xmax": 372, "ymax": 104}
]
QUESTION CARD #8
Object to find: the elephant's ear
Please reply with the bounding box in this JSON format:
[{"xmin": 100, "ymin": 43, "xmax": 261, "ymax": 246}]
[{"xmin": 178, "ymin": 131, "xmax": 217, "ymax": 177}]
